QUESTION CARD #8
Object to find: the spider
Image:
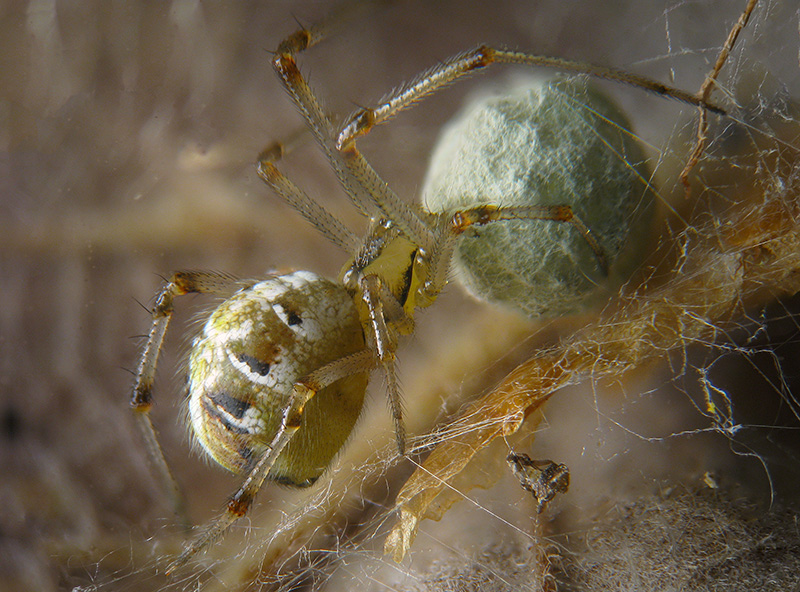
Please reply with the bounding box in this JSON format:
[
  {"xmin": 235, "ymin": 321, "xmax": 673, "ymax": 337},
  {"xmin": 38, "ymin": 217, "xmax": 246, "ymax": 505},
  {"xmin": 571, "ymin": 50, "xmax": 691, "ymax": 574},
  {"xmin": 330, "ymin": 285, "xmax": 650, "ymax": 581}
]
[{"xmin": 128, "ymin": 5, "xmax": 723, "ymax": 569}]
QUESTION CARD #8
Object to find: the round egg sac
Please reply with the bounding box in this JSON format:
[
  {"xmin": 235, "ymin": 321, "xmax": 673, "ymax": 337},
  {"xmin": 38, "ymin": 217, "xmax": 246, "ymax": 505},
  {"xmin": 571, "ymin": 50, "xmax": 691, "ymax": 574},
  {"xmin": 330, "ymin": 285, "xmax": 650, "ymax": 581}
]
[{"xmin": 423, "ymin": 76, "xmax": 656, "ymax": 317}]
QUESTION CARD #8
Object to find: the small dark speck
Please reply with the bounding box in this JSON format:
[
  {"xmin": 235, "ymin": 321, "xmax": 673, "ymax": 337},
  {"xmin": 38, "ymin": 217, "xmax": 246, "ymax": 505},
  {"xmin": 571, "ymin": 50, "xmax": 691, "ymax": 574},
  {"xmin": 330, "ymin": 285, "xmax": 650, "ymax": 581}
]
[
  {"xmin": 2, "ymin": 406, "xmax": 21, "ymax": 441},
  {"xmin": 236, "ymin": 352, "xmax": 271, "ymax": 376},
  {"xmin": 209, "ymin": 390, "xmax": 252, "ymax": 420},
  {"xmin": 287, "ymin": 310, "xmax": 302, "ymax": 326}
]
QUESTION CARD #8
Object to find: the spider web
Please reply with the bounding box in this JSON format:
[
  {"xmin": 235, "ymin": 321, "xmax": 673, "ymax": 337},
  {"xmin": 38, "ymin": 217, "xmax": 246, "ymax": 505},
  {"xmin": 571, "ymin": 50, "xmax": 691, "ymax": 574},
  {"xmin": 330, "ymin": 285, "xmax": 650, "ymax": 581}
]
[{"xmin": 2, "ymin": 0, "xmax": 800, "ymax": 591}]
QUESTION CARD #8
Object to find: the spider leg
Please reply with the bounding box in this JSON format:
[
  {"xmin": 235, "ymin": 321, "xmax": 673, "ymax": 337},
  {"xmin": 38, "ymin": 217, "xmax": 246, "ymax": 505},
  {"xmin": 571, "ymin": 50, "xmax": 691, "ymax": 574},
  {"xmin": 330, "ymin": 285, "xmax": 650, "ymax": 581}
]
[
  {"xmin": 360, "ymin": 274, "xmax": 410, "ymax": 454},
  {"xmin": 131, "ymin": 271, "xmax": 241, "ymax": 528},
  {"xmin": 336, "ymin": 44, "xmax": 726, "ymax": 150},
  {"xmin": 256, "ymin": 155, "xmax": 360, "ymax": 253},
  {"xmin": 422, "ymin": 204, "xmax": 608, "ymax": 303},
  {"xmin": 273, "ymin": 26, "xmax": 438, "ymax": 253},
  {"xmin": 169, "ymin": 348, "xmax": 377, "ymax": 571}
]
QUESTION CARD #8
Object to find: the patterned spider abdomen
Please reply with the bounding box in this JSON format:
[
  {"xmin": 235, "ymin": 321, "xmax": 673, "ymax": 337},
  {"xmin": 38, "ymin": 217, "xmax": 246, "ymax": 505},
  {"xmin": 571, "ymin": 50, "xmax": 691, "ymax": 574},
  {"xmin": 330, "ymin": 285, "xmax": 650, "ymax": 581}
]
[
  {"xmin": 187, "ymin": 271, "xmax": 368, "ymax": 487},
  {"xmin": 423, "ymin": 76, "xmax": 655, "ymax": 317}
]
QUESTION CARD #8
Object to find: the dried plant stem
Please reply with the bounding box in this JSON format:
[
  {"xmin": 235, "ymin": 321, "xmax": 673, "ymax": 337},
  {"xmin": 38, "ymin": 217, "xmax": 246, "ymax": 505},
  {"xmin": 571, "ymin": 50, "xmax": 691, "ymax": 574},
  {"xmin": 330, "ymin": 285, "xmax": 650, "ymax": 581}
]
[{"xmin": 680, "ymin": 0, "xmax": 758, "ymax": 197}]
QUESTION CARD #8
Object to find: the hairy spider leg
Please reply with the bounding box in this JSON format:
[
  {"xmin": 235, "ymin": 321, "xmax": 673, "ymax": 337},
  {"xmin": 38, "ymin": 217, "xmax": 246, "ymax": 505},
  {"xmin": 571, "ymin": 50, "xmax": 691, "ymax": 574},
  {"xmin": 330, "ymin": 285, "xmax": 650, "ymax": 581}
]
[
  {"xmin": 336, "ymin": 44, "xmax": 725, "ymax": 152},
  {"xmin": 272, "ymin": 27, "xmax": 438, "ymax": 253},
  {"xmin": 256, "ymin": 159, "xmax": 360, "ymax": 253},
  {"xmin": 421, "ymin": 204, "xmax": 610, "ymax": 305},
  {"xmin": 131, "ymin": 271, "xmax": 242, "ymax": 527}
]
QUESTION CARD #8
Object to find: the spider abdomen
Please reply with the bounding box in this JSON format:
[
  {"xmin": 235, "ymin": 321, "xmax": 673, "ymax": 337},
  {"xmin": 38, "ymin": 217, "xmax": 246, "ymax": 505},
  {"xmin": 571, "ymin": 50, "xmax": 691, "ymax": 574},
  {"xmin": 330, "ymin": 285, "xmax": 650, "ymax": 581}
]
[{"xmin": 187, "ymin": 271, "xmax": 368, "ymax": 486}]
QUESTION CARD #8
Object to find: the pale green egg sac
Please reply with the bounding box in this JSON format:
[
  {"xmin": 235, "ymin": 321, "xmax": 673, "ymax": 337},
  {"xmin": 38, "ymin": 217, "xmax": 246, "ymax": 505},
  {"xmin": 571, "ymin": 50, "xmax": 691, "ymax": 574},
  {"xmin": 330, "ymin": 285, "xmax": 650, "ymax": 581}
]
[{"xmin": 422, "ymin": 76, "xmax": 656, "ymax": 318}]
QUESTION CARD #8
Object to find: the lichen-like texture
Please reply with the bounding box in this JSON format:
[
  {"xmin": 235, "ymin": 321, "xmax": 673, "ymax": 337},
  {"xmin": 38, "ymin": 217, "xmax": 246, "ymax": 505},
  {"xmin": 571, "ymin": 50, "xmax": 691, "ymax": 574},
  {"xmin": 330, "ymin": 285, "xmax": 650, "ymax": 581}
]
[
  {"xmin": 561, "ymin": 488, "xmax": 800, "ymax": 591},
  {"xmin": 423, "ymin": 77, "xmax": 654, "ymax": 317}
]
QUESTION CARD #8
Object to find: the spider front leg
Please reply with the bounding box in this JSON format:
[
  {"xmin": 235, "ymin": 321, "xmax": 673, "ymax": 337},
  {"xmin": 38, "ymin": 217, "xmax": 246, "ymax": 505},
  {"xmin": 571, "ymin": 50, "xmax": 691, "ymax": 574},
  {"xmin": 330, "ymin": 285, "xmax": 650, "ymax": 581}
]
[
  {"xmin": 272, "ymin": 26, "xmax": 438, "ymax": 253},
  {"xmin": 422, "ymin": 204, "xmax": 608, "ymax": 305},
  {"xmin": 131, "ymin": 271, "xmax": 240, "ymax": 526},
  {"xmin": 451, "ymin": 204, "xmax": 608, "ymax": 272},
  {"xmin": 336, "ymin": 44, "xmax": 725, "ymax": 150}
]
